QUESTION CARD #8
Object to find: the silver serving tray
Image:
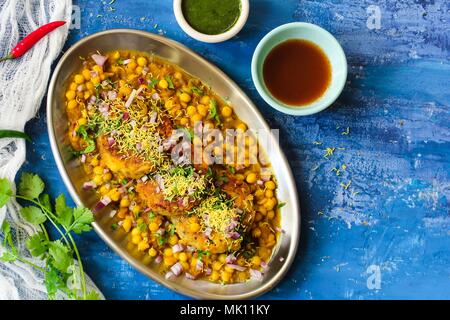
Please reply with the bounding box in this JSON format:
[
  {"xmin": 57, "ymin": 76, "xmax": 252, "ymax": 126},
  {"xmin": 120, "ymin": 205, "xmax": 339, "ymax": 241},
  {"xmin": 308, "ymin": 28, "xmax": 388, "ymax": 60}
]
[{"xmin": 47, "ymin": 29, "xmax": 300, "ymax": 299}]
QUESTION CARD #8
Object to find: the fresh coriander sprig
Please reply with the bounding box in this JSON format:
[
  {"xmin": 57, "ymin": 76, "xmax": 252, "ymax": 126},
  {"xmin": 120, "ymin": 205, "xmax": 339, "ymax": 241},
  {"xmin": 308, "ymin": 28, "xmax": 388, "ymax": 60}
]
[{"xmin": 0, "ymin": 172, "xmax": 100, "ymax": 300}]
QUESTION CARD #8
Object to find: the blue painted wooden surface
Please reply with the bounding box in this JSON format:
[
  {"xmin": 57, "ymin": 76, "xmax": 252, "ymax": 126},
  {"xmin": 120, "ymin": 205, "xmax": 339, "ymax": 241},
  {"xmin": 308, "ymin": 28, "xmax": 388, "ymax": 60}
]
[{"xmin": 20, "ymin": 0, "xmax": 449, "ymax": 299}]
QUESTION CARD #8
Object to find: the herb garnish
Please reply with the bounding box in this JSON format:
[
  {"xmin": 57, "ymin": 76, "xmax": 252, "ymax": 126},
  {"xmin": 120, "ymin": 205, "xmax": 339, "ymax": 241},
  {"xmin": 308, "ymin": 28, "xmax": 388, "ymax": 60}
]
[{"xmin": 0, "ymin": 173, "xmax": 99, "ymax": 300}]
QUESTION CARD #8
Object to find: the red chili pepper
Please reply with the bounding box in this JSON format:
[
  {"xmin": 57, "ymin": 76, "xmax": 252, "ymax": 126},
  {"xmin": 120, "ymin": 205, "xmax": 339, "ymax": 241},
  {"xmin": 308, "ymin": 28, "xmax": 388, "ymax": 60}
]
[{"xmin": 0, "ymin": 21, "xmax": 66, "ymax": 62}]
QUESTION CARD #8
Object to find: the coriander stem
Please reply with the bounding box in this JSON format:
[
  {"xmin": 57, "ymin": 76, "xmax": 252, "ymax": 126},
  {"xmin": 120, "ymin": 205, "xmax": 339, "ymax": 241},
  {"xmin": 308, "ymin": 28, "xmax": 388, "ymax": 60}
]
[
  {"xmin": 16, "ymin": 255, "xmax": 45, "ymax": 273},
  {"xmin": 67, "ymin": 233, "xmax": 87, "ymax": 300}
]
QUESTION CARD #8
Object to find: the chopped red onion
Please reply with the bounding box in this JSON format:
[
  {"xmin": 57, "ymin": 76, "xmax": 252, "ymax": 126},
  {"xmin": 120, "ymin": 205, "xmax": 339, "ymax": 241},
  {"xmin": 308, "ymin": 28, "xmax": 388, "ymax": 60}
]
[
  {"xmin": 172, "ymin": 244, "xmax": 184, "ymax": 253},
  {"xmin": 171, "ymin": 262, "xmax": 183, "ymax": 276},
  {"xmin": 93, "ymin": 196, "xmax": 111, "ymax": 213},
  {"xmin": 165, "ymin": 271, "xmax": 176, "ymax": 280},
  {"xmin": 151, "ymin": 92, "xmax": 160, "ymax": 100},
  {"xmin": 257, "ymin": 179, "xmax": 264, "ymax": 185},
  {"xmin": 77, "ymin": 84, "xmax": 83, "ymax": 92},
  {"xmin": 91, "ymin": 54, "xmax": 108, "ymax": 67},
  {"xmin": 261, "ymin": 175, "xmax": 271, "ymax": 182},
  {"xmin": 107, "ymin": 137, "xmax": 115, "ymax": 147},
  {"xmin": 156, "ymin": 228, "xmax": 165, "ymax": 237},
  {"xmin": 155, "ymin": 255, "xmax": 162, "ymax": 264},
  {"xmin": 186, "ymin": 246, "xmax": 196, "ymax": 253},
  {"xmin": 225, "ymin": 254, "xmax": 236, "ymax": 264},
  {"xmin": 90, "ymin": 71, "xmax": 98, "ymax": 78},
  {"xmin": 80, "ymin": 154, "xmax": 86, "ymax": 163},
  {"xmin": 149, "ymin": 111, "xmax": 158, "ymax": 123},
  {"xmin": 138, "ymin": 77, "xmax": 145, "ymax": 84},
  {"xmin": 136, "ymin": 142, "xmax": 142, "ymax": 150},
  {"xmin": 72, "ymin": 130, "xmax": 76, "ymax": 138},
  {"xmin": 140, "ymin": 175, "xmax": 149, "ymax": 183},
  {"xmin": 125, "ymin": 89, "xmax": 137, "ymax": 108},
  {"xmin": 226, "ymin": 264, "xmax": 247, "ymax": 272},
  {"xmin": 144, "ymin": 207, "xmax": 151, "ymax": 213},
  {"xmin": 185, "ymin": 273, "xmax": 196, "ymax": 280},
  {"xmin": 228, "ymin": 231, "xmax": 241, "ymax": 240},
  {"xmin": 204, "ymin": 227, "xmax": 212, "ymax": 238},
  {"xmin": 122, "ymin": 59, "xmax": 131, "ymax": 65},
  {"xmin": 279, "ymin": 257, "xmax": 285, "ymax": 262},
  {"xmin": 276, "ymin": 227, "xmax": 285, "ymax": 234},
  {"xmin": 260, "ymin": 261, "xmax": 269, "ymax": 273},
  {"xmin": 107, "ymin": 90, "xmax": 117, "ymax": 100},
  {"xmin": 205, "ymin": 268, "xmax": 212, "ymax": 276},
  {"xmin": 142, "ymin": 67, "xmax": 149, "ymax": 75},
  {"xmin": 122, "ymin": 112, "xmax": 130, "ymax": 120},
  {"xmin": 82, "ymin": 181, "xmax": 96, "ymax": 190},
  {"xmin": 196, "ymin": 259, "xmax": 203, "ymax": 271},
  {"xmin": 109, "ymin": 210, "xmax": 117, "ymax": 218},
  {"xmin": 250, "ymin": 269, "xmax": 263, "ymax": 281}
]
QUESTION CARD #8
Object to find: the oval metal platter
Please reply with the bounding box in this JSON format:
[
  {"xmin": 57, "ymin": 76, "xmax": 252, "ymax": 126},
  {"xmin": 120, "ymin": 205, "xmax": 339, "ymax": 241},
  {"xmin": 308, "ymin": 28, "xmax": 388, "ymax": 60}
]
[{"xmin": 47, "ymin": 29, "xmax": 300, "ymax": 299}]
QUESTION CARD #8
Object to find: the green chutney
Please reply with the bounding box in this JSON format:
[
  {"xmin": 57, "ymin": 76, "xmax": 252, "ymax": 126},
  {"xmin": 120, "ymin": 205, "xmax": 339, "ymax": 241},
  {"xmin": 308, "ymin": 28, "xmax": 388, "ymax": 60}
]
[{"xmin": 182, "ymin": 0, "xmax": 242, "ymax": 35}]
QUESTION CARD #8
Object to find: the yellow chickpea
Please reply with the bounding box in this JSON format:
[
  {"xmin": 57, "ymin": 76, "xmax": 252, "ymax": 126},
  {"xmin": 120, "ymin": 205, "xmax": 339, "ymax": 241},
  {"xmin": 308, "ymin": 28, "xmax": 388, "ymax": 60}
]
[
  {"xmin": 221, "ymin": 271, "xmax": 232, "ymax": 283},
  {"xmin": 92, "ymin": 65, "xmax": 103, "ymax": 74},
  {"xmin": 186, "ymin": 105, "xmax": 197, "ymax": 116},
  {"xmin": 91, "ymin": 77, "xmax": 100, "ymax": 85},
  {"xmin": 179, "ymin": 252, "xmax": 188, "ymax": 262},
  {"xmin": 135, "ymin": 66, "xmax": 143, "ymax": 74},
  {"xmin": 137, "ymin": 56, "xmax": 147, "ymax": 66},
  {"xmin": 168, "ymin": 234, "xmax": 179, "ymax": 246},
  {"xmin": 120, "ymin": 197, "xmax": 130, "ymax": 208},
  {"xmin": 236, "ymin": 122, "xmax": 247, "ymax": 132},
  {"xmin": 131, "ymin": 234, "xmax": 141, "ymax": 245},
  {"xmin": 189, "ymin": 223, "xmax": 201, "ymax": 233},
  {"xmin": 210, "ymin": 271, "xmax": 220, "ymax": 281},
  {"xmin": 112, "ymin": 51, "xmax": 120, "ymax": 60},
  {"xmin": 158, "ymin": 79, "xmax": 168, "ymax": 89},
  {"xmin": 265, "ymin": 189, "xmax": 274, "ymax": 198},
  {"xmin": 221, "ymin": 106, "xmax": 233, "ymax": 117},
  {"xmin": 122, "ymin": 219, "xmax": 132, "ymax": 232},
  {"xmin": 197, "ymin": 104, "xmax": 209, "ymax": 117},
  {"xmin": 108, "ymin": 189, "xmax": 121, "ymax": 202},
  {"xmin": 69, "ymin": 82, "xmax": 78, "ymax": 91},
  {"xmin": 148, "ymin": 247, "xmax": 157, "ymax": 257},
  {"xmin": 65, "ymin": 90, "xmax": 76, "ymax": 101},
  {"xmin": 218, "ymin": 254, "xmax": 227, "ymax": 264},
  {"xmin": 200, "ymin": 96, "xmax": 210, "ymax": 105},
  {"xmin": 180, "ymin": 92, "xmax": 191, "ymax": 103},
  {"xmin": 191, "ymin": 114, "xmax": 203, "ymax": 123},
  {"xmin": 212, "ymin": 261, "xmax": 222, "ymax": 271},
  {"xmin": 131, "ymin": 227, "xmax": 140, "ymax": 236},
  {"xmin": 67, "ymin": 100, "xmax": 78, "ymax": 110},
  {"xmin": 164, "ymin": 248, "xmax": 173, "ymax": 257},
  {"xmin": 131, "ymin": 205, "xmax": 141, "ymax": 215},
  {"xmin": 149, "ymin": 222, "xmax": 159, "ymax": 232},
  {"xmin": 164, "ymin": 256, "xmax": 177, "ymax": 267},
  {"xmin": 103, "ymin": 172, "xmax": 112, "ymax": 182},
  {"xmin": 74, "ymin": 74, "xmax": 85, "ymax": 84},
  {"xmin": 264, "ymin": 198, "xmax": 277, "ymax": 210},
  {"xmin": 95, "ymin": 182, "xmax": 107, "ymax": 194},
  {"xmin": 138, "ymin": 240, "xmax": 150, "ymax": 251},
  {"xmin": 251, "ymin": 256, "xmax": 261, "ymax": 267},
  {"xmin": 246, "ymin": 172, "xmax": 257, "ymax": 184},
  {"xmin": 93, "ymin": 175, "xmax": 103, "ymax": 186},
  {"xmin": 267, "ymin": 210, "xmax": 275, "ymax": 220},
  {"xmin": 265, "ymin": 181, "xmax": 276, "ymax": 190},
  {"xmin": 252, "ymin": 228, "xmax": 262, "ymax": 238},
  {"xmin": 93, "ymin": 166, "xmax": 103, "ymax": 175},
  {"xmin": 179, "ymin": 117, "xmax": 189, "ymax": 125},
  {"xmin": 127, "ymin": 59, "xmax": 137, "ymax": 70}
]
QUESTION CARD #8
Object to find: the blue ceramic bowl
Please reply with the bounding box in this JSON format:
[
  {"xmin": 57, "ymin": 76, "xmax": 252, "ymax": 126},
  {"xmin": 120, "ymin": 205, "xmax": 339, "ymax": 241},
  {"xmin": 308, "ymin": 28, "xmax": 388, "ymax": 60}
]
[{"xmin": 251, "ymin": 22, "xmax": 347, "ymax": 116}]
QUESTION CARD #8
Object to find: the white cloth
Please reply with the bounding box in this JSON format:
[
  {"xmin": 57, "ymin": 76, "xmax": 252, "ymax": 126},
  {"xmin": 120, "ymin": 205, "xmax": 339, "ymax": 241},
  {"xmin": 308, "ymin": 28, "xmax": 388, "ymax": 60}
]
[{"xmin": 0, "ymin": 0, "xmax": 103, "ymax": 300}]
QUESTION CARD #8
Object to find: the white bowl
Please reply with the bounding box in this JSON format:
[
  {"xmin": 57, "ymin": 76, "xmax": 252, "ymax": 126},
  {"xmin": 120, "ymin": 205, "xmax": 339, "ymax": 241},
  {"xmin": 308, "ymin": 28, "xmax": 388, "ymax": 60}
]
[{"xmin": 173, "ymin": 0, "xmax": 249, "ymax": 43}]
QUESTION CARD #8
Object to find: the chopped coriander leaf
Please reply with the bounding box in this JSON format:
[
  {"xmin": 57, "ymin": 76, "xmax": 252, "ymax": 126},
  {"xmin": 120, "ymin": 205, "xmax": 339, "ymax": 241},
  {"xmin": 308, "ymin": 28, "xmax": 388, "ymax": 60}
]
[
  {"xmin": 191, "ymin": 86, "xmax": 204, "ymax": 96},
  {"xmin": 148, "ymin": 78, "xmax": 158, "ymax": 88},
  {"xmin": 111, "ymin": 223, "xmax": 118, "ymax": 230},
  {"xmin": 209, "ymin": 99, "xmax": 220, "ymax": 124},
  {"xmin": 165, "ymin": 76, "xmax": 175, "ymax": 89},
  {"xmin": 277, "ymin": 202, "xmax": 286, "ymax": 209}
]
